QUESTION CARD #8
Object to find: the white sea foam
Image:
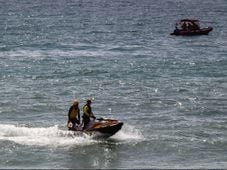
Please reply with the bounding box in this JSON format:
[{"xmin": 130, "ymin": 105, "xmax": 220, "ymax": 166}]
[
  {"xmin": 0, "ymin": 124, "xmax": 96, "ymax": 147},
  {"xmin": 0, "ymin": 123, "xmax": 143, "ymax": 147},
  {"xmin": 111, "ymin": 124, "xmax": 144, "ymax": 141}
]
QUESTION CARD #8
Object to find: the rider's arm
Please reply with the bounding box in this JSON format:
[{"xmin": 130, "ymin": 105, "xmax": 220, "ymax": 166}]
[
  {"xmin": 90, "ymin": 110, "xmax": 96, "ymax": 119},
  {"xmin": 78, "ymin": 109, "xmax": 80, "ymax": 123},
  {"xmin": 68, "ymin": 106, "xmax": 73, "ymax": 120}
]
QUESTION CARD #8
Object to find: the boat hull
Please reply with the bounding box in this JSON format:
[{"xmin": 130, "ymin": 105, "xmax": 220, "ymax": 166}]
[
  {"xmin": 91, "ymin": 122, "xmax": 123, "ymax": 137},
  {"xmin": 171, "ymin": 27, "xmax": 213, "ymax": 36},
  {"xmin": 68, "ymin": 118, "xmax": 123, "ymax": 139},
  {"xmin": 84, "ymin": 122, "xmax": 123, "ymax": 138}
]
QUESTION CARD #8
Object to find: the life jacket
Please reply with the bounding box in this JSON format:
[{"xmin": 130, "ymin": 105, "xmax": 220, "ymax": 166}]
[
  {"xmin": 69, "ymin": 107, "xmax": 79, "ymax": 119},
  {"xmin": 83, "ymin": 104, "xmax": 92, "ymax": 117}
]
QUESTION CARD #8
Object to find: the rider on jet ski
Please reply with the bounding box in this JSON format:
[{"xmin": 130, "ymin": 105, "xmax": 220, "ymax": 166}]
[
  {"xmin": 82, "ymin": 99, "xmax": 96, "ymax": 130},
  {"xmin": 67, "ymin": 99, "xmax": 80, "ymax": 130}
]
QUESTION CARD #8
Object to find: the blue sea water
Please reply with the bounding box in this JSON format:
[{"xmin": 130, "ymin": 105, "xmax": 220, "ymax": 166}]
[{"xmin": 0, "ymin": 0, "xmax": 227, "ymax": 169}]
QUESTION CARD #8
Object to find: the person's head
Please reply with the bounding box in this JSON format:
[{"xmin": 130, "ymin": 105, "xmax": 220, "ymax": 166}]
[
  {"xmin": 86, "ymin": 99, "xmax": 92, "ymax": 105},
  {"xmin": 72, "ymin": 99, "xmax": 79, "ymax": 107}
]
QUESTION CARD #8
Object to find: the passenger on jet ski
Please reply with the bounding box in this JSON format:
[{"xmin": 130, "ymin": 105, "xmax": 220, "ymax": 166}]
[
  {"xmin": 82, "ymin": 99, "xmax": 96, "ymax": 130},
  {"xmin": 67, "ymin": 99, "xmax": 80, "ymax": 130}
]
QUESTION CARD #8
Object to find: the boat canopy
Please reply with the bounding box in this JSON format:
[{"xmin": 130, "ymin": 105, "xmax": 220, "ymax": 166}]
[{"xmin": 180, "ymin": 19, "xmax": 200, "ymax": 23}]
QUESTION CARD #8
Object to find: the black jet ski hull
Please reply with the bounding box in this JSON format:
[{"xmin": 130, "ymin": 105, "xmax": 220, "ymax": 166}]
[
  {"xmin": 68, "ymin": 118, "xmax": 123, "ymax": 139},
  {"xmin": 91, "ymin": 122, "xmax": 123, "ymax": 136}
]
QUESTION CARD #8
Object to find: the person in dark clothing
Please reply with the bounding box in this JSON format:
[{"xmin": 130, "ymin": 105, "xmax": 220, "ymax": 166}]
[
  {"xmin": 67, "ymin": 100, "xmax": 80, "ymax": 130},
  {"xmin": 181, "ymin": 22, "xmax": 188, "ymax": 31},
  {"xmin": 82, "ymin": 99, "xmax": 96, "ymax": 130},
  {"xmin": 192, "ymin": 22, "xmax": 200, "ymax": 30}
]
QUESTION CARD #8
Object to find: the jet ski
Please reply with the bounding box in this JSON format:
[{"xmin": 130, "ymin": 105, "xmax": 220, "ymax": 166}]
[{"xmin": 67, "ymin": 118, "xmax": 123, "ymax": 138}]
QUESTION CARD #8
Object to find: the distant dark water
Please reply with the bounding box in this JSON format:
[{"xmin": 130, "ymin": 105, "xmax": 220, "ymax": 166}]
[{"xmin": 0, "ymin": 0, "xmax": 227, "ymax": 168}]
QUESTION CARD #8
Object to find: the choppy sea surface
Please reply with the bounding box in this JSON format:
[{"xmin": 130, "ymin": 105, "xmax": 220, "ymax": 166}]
[{"xmin": 1, "ymin": 0, "xmax": 227, "ymax": 169}]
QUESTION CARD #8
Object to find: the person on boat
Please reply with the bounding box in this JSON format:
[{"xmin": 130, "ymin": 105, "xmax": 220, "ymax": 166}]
[
  {"xmin": 181, "ymin": 22, "xmax": 187, "ymax": 31},
  {"xmin": 175, "ymin": 23, "xmax": 179, "ymax": 30},
  {"xmin": 191, "ymin": 22, "xmax": 200, "ymax": 30},
  {"xmin": 82, "ymin": 99, "xmax": 96, "ymax": 130},
  {"xmin": 188, "ymin": 22, "xmax": 193, "ymax": 31},
  {"xmin": 67, "ymin": 99, "xmax": 80, "ymax": 130},
  {"xmin": 174, "ymin": 23, "xmax": 180, "ymax": 34}
]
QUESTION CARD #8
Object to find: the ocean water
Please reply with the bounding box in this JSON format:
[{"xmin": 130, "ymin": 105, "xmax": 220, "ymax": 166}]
[{"xmin": 1, "ymin": 0, "xmax": 227, "ymax": 169}]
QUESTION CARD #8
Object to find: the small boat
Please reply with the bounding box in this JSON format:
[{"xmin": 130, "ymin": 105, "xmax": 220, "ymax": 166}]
[
  {"xmin": 67, "ymin": 118, "xmax": 123, "ymax": 138},
  {"xmin": 170, "ymin": 19, "xmax": 213, "ymax": 36}
]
